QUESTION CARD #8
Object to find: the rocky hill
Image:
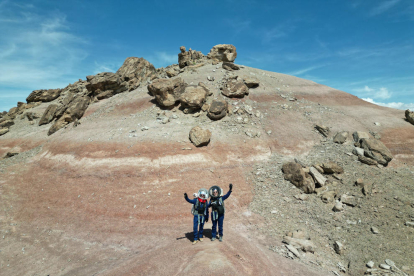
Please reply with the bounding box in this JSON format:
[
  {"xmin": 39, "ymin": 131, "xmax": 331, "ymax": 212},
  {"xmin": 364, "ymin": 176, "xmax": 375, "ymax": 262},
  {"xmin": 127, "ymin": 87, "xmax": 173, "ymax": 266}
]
[{"xmin": 0, "ymin": 44, "xmax": 414, "ymax": 276}]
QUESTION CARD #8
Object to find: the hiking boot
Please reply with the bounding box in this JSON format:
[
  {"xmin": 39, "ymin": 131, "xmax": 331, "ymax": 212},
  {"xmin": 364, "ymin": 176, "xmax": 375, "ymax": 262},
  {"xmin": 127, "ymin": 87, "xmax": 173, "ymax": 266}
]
[
  {"xmin": 192, "ymin": 240, "xmax": 198, "ymax": 245},
  {"xmin": 211, "ymin": 237, "xmax": 216, "ymax": 241},
  {"xmin": 199, "ymin": 238, "xmax": 203, "ymax": 242},
  {"xmin": 219, "ymin": 236, "xmax": 223, "ymax": 242}
]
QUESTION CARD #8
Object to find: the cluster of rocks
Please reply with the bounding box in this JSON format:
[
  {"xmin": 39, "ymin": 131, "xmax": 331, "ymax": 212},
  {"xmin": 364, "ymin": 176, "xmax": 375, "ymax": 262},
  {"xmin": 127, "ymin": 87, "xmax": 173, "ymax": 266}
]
[
  {"xmin": 282, "ymin": 229, "xmax": 316, "ymax": 259},
  {"xmin": 1, "ymin": 57, "xmax": 157, "ymax": 136},
  {"xmin": 178, "ymin": 46, "xmax": 205, "ymax": 69},
  {"xmin": 282, "ymin": 160, "xmax": 343, "ymax": 194},
  {"xmin": 321, "ymin": 127, "xmax": 394, "ymax": 167}
]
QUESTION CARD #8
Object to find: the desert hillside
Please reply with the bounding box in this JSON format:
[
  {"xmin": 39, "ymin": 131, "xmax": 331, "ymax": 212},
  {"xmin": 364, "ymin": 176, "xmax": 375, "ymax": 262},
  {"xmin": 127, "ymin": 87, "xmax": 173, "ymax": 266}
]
[{"xmin": 1, "ymin": 45, "xmax": 413, "ymax": 276}]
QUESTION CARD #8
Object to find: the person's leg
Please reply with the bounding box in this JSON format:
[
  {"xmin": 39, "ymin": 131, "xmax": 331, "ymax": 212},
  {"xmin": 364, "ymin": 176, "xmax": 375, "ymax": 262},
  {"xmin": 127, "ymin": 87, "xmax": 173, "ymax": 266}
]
[
  {"xmin": 193, "ymin": 215, "xmax": 199, "ymax": 242},
  {"xmin": 199, "ymin": 218, "xmax": 204, "ymax": 241},
  {"xmin": 218, "ymin": 214, "xmax": 225, "ymax": 240},
  {"xmin": 211, "ymin": 214, "xmax": 218, "ymax": 239}
]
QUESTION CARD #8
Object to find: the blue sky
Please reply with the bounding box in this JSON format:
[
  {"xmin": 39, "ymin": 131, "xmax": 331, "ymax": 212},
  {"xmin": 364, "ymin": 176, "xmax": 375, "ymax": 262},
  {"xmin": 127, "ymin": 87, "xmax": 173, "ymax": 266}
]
[{"xmin": 0, "ymin": 0, "xmax": 413, "ymax": 112}]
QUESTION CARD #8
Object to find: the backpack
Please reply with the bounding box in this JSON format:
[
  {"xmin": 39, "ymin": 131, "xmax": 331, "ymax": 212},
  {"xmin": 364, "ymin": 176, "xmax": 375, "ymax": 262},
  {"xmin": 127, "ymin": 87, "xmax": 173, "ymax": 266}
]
[
  {"xmin": 191, "ymin": 199, "xmax": 208, "ymax": 215},
  {"xmin": 191, "ymin": 188, "xmax": 209, "ymax": 215},
  {"xmin": 210, "ymin": 197, "xmax": 225, "ymax": 215}
]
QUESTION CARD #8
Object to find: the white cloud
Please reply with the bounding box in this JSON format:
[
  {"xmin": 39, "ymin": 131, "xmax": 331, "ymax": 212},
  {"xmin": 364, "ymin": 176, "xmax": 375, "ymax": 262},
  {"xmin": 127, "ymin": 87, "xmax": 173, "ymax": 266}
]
[
  {"xmin": 362, "ymin": 98, "xmax": 414, "ymax": 110},
  {"xmin": 353, "ymin": 86, "xmax": 392, "ymax": 99},
  {"xmin": 369, "ymin": 0, "xmax": 401, "ymax": 16},
  {"xmin": 0, "ymin": 3, "xmax": 88, "ymax": 92},
  {"xmin": 288, "ymin": 64, "xmax": 328, "ymax": 76},
  {"xmin": 148, "ymin": 52, "xmax": 177, "ymax": 68}
]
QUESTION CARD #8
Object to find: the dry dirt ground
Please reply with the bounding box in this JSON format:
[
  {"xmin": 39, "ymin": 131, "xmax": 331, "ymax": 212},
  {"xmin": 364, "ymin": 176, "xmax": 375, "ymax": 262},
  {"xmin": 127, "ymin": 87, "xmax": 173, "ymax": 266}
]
[{"xmin": 1, "ymin": 63, "xmax": 413, "ymax": 276}]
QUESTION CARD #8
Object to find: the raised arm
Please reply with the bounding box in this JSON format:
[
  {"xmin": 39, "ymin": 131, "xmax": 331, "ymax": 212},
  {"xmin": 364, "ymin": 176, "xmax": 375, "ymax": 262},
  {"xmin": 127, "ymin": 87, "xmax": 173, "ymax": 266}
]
[
  {"xmin": 222, "ymin": 183, "xmax": 233, "ymax": 201},
  {"xmin": 184, "ymin": 193, "xmax": 197, "ymax": 204}
]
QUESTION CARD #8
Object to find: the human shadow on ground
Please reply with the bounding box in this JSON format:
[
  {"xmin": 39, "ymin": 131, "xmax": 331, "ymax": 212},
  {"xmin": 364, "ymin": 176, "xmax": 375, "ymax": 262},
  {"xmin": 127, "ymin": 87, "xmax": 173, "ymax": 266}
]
[{"xmin": 177, "ymin": 229, "xmax": 213, "ymax": 241}]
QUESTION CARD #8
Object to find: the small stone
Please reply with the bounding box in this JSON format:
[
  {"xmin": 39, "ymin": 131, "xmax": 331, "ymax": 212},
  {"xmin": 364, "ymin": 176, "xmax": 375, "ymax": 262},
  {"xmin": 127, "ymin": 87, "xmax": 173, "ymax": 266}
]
[
  {"xmin": 371, "ymin": 226, "xmax": 379, "ymax": 234},
  {"xmin": 334, "ymin": 241, "xmax": 344, "ymax": 255},
  {"xmin": 405, "ymin": 221, "xmax": 414, "ymax": 227},
  {"xmin": 285, "ymin": 244, "xmax": 301, "ymax": 259},
  {"xmin": 333, "ymin": 201, "xmax": 343, "ymax": 212},
  {"xmin": 379, "ymin": 264, "xmax": 391, "ymax": 270},
  {"xmin": 366, "ymin": 261, "xmax": 374, "ymax": 268}
]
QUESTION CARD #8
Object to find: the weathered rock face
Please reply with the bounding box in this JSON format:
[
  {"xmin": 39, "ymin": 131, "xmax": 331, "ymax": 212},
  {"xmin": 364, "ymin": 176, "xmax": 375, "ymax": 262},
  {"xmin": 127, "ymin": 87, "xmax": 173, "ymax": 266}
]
[
  {"xmin": 23, "ymin": 112, "xmax": 39, "ymax": 121},
  {"xmin": 405, "ymin": 109, "xmax": 414, "ymax": 125},
  {"xmin": 148, "ymin": 78, "xmax": 186, "ymax": 107},
  {"xmin": 116, "ymin": 57, "xmax": 157, "ymax": 91},
  {"xmin": 360, "ymin": 138, "xmax": 393, "ymax": 165},
  {"xmin": 207, "ymin": 44, "xmax": 237, "ymax": 62},
  {"xmin": 0, "ymin": 128, "xmax": 9, "ymax": 136},
  {"xmin": 48, "ymin": 96, "xmax": 90, "ymax": 136},
  {"xmin": 333, "ymin": 131, "xmax": 348, "ymax": 144},
  {"xmin": 86, "ymin": 72, "xmax": 127, "ymax": 98},
  {"xmin": 178, "ymin": 46, "xmax": 205, "ymax": 68},
  {"xmin": 189, "ymin": 126, "xmax": 211, "ymax": 147},
  {"xmin": 39, "ymin": 104, "xmax": 59, "ymax": 126},
  {"xmin": 26, "ymin": 89, "xmax": 62, "ymax": 103},
  {"xmin": 0, "ymin": 119, "xmax": 14, "ymax": 128},
  {"xmin": 207, "ymin": 100, "xmax": 228, "ymax": 120},
  {"xmin": 222, "ymin": 78, "xmax": 249, "ymax": 98},
  {"xmin": 282, "ymin": 162, "xmax": 315, "ymax": 194},
  {"xmin": 180, "ymin": 85, "xmax": 208, "ymax": 109}
]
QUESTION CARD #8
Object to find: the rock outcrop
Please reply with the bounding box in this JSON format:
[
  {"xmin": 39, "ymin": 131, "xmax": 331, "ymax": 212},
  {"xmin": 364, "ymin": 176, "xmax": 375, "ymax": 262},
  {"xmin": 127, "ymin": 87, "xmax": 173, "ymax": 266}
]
[
  {"xmin": 221, "ymin": 77, "xmax": 249, "ymax": 98},
  {"xmin": 189, "ymin": 126, "xmax": 211, "ymax": 147},
  {"xmin": 180, "ymin": 85, "xmax": 208, "ymax": 109},
  {"xmin": 282, "ymin": 162, "xmax": 315, "ymax": 194},
  {"xmin": 0, "ymin": 119, "xmax": 14, "ymax": 129},
  {"xmin": 405, "ymin": 109, "xmax": 414, "ymax": 125},
  {"xmin": 48, "ymin": 96, "xmax": 90, "ymax": 136},
  {"xmin": 39, "ymin": 104, "xmax": 59, "ymax": 126},
  {"xmin": 207, "ymin": 44, "xmax": 237, "ymax": 62},
  {"xmin": 116, "ymin": 57, "xmax": 157, "ymax": 91},
  {"xmin": 178, "ymin": 46, "xmax": 205, "ymax": 68},
  {"xmin": 360, "ymin": 138, "xmax": 393, "ymax": 166},
  {"xmin": 26, "ymin": 89, "xmax": 62, "ymax": 103},
  {"xmin": 148, "ymin": 78, "xmax": 187, "ymax": 107},
  {"xmin": 0, "ymin": 128, "xmax": 9, "ymax": 136},
  {"xmin": 207, "ymin": 100, "xmax": 228, "ymax": 120},
  {"xmin": 86, "ymin": 72, "xmax": 127, "ymax": 100}
]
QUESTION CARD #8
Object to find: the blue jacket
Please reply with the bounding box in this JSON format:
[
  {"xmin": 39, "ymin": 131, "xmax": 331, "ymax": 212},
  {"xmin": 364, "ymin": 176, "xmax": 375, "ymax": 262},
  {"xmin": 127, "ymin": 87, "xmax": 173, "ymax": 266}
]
[{"xmin": 185, "ymin": 196, "xmax": 209, "ymax": 217}]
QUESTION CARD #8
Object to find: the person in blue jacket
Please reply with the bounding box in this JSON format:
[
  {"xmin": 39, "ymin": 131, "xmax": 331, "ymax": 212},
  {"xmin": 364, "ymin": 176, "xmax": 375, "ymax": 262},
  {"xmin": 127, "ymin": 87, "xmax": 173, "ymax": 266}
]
[
  {"xmin": 209, "ymin": 183, "xmax": 233, "ymax": 242},
  {"xmin": 184, "ymin": 190, "xmax": 209, "ymax": 244}
]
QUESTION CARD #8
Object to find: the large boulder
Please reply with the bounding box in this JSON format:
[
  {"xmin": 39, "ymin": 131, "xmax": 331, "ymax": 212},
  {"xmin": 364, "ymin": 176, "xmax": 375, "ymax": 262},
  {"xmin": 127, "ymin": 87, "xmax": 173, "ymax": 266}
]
[
  {"xmin": 180, "ymin": 85, "xmax": 208, "ymax": 109},
  {"xmin": 148, "ymin": 78, "xmax": 186, "ymax": 107},
  {"xmin": 221, "ymin": 78, "xmax": 249, "ymax": 98},
  {"xmin": 178, "ymin": 46, "xmax": 205, "ymax": 68},
  {"xmin": 39, "ymin": 104, "xmax": 59, "ymax": 126},
  {"xmin": 189, "ymin": 126, "xmax": 211, "ymax": 147},
  {"xmin": 26, "ymin": 89, "xmax": 62, "ymax": 103},
  {"xmin": 282, "ymin": 162, "xmax": 315, "ymax": 194},
  {"xmin": 86, "ymin": 72, "xmax": 127, "ymax": 98},
  {"xmin": 48, "ymin": 96, "xmax": 90, "ymax": 135},
  {"xmin": 405, "ymin": 109, "xmax": 414, "ymax": 125},
  {"xmin": 360, "ymin": 138, "xmax": 393, "ymax": 165},
  {"xmin": 116, "ymin": 57, "xmax": 157, "ymax": 90},
  {"xmin": 207, "ymin": 100, "xmax": 228, "ymax": 120},
  {"xmin": 207, "ymin": 44, "xmax": 237, "ymax": 62}
]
